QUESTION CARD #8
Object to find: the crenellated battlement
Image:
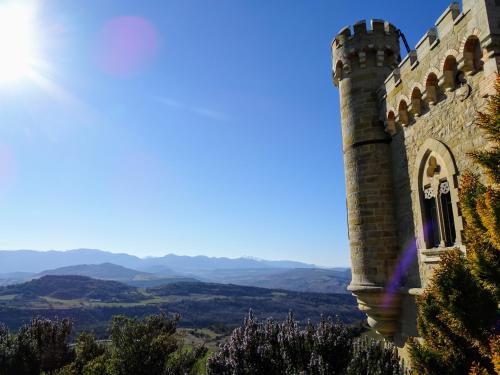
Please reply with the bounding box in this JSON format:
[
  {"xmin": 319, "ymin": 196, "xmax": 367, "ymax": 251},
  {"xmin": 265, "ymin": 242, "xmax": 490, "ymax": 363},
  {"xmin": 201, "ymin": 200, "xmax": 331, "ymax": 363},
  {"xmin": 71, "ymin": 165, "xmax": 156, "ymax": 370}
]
[
  {"xmin": 330, "ymin": 0, "xmax": 500, "ymax": 346},
  {"xmin": 381, "ymin": 0, "xmax": 499, "ymax": 134},
  {"xmin": 332, "ymin": 19, "xmax": 401, "ymax": 86}
]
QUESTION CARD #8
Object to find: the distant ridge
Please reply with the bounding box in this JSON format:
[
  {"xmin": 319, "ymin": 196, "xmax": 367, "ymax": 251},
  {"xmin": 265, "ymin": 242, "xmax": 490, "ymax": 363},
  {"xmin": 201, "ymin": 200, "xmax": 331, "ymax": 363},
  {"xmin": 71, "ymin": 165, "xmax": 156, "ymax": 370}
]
[
  {"xmin": 0, "ymin": 249, "xmax": 317, "ymax": 273},
  {"xmin": 36, "ymin": 263, "xmax": 154, "ymax": 281}
]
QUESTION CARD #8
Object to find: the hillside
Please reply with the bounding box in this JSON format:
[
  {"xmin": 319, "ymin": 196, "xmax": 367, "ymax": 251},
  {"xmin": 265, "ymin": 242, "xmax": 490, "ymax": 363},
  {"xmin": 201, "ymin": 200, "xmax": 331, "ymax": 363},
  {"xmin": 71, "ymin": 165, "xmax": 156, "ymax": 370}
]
[
  {"xmin": 197, "ymin": 267, "xmax": 351, "ymax": 294},
  {"xmin": 234, "ymin": 268, "xmax": 351, "ymax": 293},
  {"xmin": 0, "ymin": 275, "xmax": 147, "ymax": 302},
  {"xmin": 0, "ymin": 276, "xmax": 363, "ymax": 335},
  {"xmin": 37, "ymin": 263, "xmax": 153, "ymax": 281}
]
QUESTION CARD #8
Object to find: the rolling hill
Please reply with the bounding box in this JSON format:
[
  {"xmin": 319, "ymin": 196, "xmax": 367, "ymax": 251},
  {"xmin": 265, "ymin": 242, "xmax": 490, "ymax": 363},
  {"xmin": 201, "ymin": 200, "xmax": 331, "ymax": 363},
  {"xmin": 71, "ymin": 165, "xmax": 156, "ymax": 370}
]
[
  {"xmin": 36, "ymin": 263, "xmax": 154, "ymax": 281},
  {"xmin": 194, "ymin": 267, "xmax": 351, "ymax": 294},
  {"xmin": 0, "ymin": 275, "xmax": 363, "ymax": 335},
  {"xmin": 0, "ymin": 275, "xmax": 147, "ymax": 302},
  {"xmin": 34, "ymin": 263, "xmax": 200, "ymax": 288}
]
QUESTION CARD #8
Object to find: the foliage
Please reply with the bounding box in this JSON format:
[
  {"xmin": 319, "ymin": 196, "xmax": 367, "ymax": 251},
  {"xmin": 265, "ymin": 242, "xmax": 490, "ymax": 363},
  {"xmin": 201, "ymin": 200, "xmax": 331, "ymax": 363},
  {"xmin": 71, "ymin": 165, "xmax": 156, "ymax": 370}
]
[
  {"xmin": 408, "ymin": 250, "xmax": 497, "ymax": 374},
  {"xmin": 0, "ymin": 278, "xmax": 362, "ymax": 337},
  {"xmin": 0, "ymin": 313, "xmax": 206, "ymax": 375},
  {"xmin": 0, "ymin": 275, "xmax": 147, "ymax": 302},
  {"xmin": 347, "ymin": 337, "xmax": 403, "ymax": 375},
  {"xmin": 105, "ymin": 313, "xmax": 206, "ymax": 375},
  {"xmin": 207, "ymin": 311, "xmax": 402, "ymax": 375},
  {"xmin": 0, "ymin": 317, "xmax": 74, "ymax": 375},
  {"xmin": 409, "ymin": 75, "xmax": 500, "ymax": 374}
]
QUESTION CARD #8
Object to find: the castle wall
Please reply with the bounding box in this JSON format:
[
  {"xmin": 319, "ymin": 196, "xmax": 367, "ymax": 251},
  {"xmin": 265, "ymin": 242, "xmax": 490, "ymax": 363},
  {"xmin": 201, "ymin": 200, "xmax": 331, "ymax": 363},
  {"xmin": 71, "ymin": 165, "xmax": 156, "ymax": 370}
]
[
  {"xmin": 332, "ymin": 0, "xmax": 500, "ymax": 352},
  {"xmin": 381, "ymin": 0, "xmax": 499, "ymax": 347}
]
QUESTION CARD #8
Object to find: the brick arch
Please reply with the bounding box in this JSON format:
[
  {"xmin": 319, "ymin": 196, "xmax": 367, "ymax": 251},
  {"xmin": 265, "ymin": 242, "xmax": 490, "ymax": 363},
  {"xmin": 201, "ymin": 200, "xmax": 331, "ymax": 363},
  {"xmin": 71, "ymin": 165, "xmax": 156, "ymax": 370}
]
[
  {"xmin": 396, "ymin": 94, "xmax": 410, "ymax": 106},
  {"xmin": 439, "ymin": 49, "xmax": 459, "ymax": 71},
  {"xmin": 398, "ymin": 96, "xmax": 410, "ymax": 126},
  {"xmin": 423, "ymin": 69, "xmax": 440, "ymax": 105},
  {"xmin": 409, "ymin": 82, "xmax": 424, "ymax": 95},
  {"xmin": 386, "ymin": 107, "xmax": 396, "ymax": 121},
  {"xmin": 423, "ymin": 68, "xmax": 440, "ymax": 87},
  {"xmin": 385, "ymin": 109, "xmax": 397, "ymax": 136},
  {"xmin": 441, "ymin": 52, "xmax": 459, "ymax": 90},
  {"xmin": 460, "ymin": 32, "xmax": 484, "ymax": 74},
  {"xmin": 458, "ymin": 27, "xmax": 482, "ymax": 54},
  {"xmin": 410, "ymin": 85, "xmax": 424, "ymax": 117}
]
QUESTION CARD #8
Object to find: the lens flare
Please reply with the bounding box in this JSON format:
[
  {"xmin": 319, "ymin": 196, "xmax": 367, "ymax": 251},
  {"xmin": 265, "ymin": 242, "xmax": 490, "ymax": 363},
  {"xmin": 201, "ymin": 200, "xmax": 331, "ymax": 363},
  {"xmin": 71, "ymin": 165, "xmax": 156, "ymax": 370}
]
[
  {"xmin": 97, "ymin": 16, "xmax": 160, "ymax": 76},
  {"xmin": 382, "ymin": 240, "xmax": 418, "ymax": 308}
]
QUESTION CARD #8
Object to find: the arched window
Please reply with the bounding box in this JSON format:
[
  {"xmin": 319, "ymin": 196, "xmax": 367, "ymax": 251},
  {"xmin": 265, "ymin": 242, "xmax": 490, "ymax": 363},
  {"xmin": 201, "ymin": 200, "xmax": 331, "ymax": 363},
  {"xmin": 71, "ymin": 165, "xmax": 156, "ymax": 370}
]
[
  {"xmin": 411, "ymin": 88, "xmax": 422, "ymax": 117},
  {"xmin": 442, "ymin": 56, "xmax": 457, "ymax": 91},
  {"xmin": 398, "ymin": 100, "xmax": 409, "ymax": 126},
  {"xmin": 416, "ymin": 144, "xmax": 460, "ymax": 250},
  {"xmin": 463, "ymin": 36, "xmax": 482, "ymax": 74},
  {"xmin": 423, "ymin": 183, "xmax": 440, "ymax": 248},
  {"xmin": 425, "ymin": 73, "xmax": 438, "ymax": 105},
  {"xmin": 439, "ymin": 179, "xmax": 456, "ymax": 246}
]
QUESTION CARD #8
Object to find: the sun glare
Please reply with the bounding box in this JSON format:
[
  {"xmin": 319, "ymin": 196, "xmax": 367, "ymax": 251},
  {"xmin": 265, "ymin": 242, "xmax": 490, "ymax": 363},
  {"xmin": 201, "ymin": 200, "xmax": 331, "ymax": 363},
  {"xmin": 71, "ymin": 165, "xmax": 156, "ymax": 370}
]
[{"xmin": 0, "ymin": 1, "xmax": 38, "ymax": 83}]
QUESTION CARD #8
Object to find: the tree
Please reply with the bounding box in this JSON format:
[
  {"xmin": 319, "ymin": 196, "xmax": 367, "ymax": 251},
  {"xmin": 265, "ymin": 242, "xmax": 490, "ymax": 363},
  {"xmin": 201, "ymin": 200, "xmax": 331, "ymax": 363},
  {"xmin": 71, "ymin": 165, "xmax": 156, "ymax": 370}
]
[
  {"xmin": 207, "ymin": 311, "xmax": 402, "ymax": 375},
  {"xmin": 409, "ymin": 75, "xmax": 500, "ymax": 374},
  {"xmin": 106, "ymin": 313, "xmax": 206, "ymax": 375},
  {"xmin": 0, "ymin": 317, "xmax": 74, "ymax": 375}
]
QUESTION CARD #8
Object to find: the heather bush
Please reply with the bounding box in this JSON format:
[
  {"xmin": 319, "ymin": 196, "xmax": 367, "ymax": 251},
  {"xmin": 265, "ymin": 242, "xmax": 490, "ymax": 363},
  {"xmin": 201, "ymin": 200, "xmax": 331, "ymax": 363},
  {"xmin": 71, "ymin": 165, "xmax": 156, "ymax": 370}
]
[{"xmin": 207, "ymin": 311, "xmax": 403, "ymax": 375}]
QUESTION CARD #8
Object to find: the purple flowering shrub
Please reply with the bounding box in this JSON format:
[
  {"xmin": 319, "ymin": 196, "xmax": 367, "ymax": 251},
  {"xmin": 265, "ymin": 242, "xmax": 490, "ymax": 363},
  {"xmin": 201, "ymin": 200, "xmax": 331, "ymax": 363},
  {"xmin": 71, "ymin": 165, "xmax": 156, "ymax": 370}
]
[{"xmin": 207, "ymin": 311, "xmax": 403, "ymax": 375}]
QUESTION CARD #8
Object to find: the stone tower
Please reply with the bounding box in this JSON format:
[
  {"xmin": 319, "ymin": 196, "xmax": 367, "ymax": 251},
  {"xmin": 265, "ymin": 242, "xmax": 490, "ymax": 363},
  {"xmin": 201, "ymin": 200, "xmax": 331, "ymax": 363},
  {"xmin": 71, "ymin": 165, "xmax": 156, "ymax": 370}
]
[
  {"xmin": 332, "ymin": 1, "xmax": 500, "ymax": 351},
  {"xmin": 332, "ymin": 20, "xmax": 402, "ymax": 338}
]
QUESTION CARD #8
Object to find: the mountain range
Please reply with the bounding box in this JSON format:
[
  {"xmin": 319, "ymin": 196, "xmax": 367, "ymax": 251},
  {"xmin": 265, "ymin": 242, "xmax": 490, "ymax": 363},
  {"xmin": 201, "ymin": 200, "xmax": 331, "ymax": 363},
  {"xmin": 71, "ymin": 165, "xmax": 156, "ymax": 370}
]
[
  {"xmin": 0, "ymin": 249, "xmax": 316, "ymax": 273},
  {"xmin": 0, "ymin": 249, "xmax": 350, "ymax": 293}
]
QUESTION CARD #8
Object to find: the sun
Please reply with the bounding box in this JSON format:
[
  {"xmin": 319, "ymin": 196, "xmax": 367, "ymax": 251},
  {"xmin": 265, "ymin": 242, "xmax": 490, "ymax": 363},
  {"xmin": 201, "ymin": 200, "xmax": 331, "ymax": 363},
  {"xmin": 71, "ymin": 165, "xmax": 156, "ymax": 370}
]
[{"xmin": 0, "ymin": 1, "xmax": 38, "ymax": 83}]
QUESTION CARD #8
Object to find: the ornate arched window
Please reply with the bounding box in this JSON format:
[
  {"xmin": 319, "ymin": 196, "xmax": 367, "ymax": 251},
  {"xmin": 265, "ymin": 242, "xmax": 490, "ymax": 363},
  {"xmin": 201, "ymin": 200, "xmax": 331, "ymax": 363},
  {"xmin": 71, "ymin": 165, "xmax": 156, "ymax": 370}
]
[
  {"xmin": 414, "ymin": 140, "xmax": 463, "ymax": 253},
  {"xmin": 422, "ymin": 175, "xmax": 456, "ymax": 248}
]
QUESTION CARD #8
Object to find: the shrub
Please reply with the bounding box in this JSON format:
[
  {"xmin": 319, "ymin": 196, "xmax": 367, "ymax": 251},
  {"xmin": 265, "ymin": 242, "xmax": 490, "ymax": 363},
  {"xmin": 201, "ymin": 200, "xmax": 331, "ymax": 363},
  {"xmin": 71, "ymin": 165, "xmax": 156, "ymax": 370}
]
[{"xmin": 207, "ymin": 311, "xmax": 402, "ymax": 375}]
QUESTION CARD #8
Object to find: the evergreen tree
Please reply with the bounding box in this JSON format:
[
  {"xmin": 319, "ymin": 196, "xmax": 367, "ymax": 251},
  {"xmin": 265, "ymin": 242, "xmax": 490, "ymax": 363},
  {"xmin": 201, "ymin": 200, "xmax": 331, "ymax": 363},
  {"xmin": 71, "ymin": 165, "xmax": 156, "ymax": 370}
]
[{"xmin": 409, "ymin": 76, "xmax": 500, "ymax": 374}]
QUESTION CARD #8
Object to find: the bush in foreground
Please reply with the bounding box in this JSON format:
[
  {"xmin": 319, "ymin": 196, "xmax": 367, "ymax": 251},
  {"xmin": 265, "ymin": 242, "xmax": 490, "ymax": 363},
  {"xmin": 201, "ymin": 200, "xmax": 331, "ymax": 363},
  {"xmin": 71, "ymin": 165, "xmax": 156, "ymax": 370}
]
[
  {"xmin": 0, "ymin": 317, "xmax": 73, "ymax": 375},
  {"xmin": 207, "ymin": 311, "xmax": 402, "ymax": 375},
  {"xmin": 0, "ymin": 313, "xmax": 206, "ymax": 375}
]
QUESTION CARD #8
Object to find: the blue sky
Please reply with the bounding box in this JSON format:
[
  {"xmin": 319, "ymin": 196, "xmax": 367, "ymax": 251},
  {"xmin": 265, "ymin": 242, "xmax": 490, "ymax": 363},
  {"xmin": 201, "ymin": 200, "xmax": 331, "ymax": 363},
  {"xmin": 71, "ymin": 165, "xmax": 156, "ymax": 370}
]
[{"xmin": 0, "ymin": 0, "xmax": 452, "ymax": 266}]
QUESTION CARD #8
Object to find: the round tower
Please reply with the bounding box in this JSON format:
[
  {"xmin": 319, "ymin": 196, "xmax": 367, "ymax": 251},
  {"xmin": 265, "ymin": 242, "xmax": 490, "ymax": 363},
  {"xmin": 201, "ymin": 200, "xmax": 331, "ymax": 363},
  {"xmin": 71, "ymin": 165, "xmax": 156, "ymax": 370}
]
[{"xmin": 332, "ymin": 19, "xmax": 402, "ymax": 338}]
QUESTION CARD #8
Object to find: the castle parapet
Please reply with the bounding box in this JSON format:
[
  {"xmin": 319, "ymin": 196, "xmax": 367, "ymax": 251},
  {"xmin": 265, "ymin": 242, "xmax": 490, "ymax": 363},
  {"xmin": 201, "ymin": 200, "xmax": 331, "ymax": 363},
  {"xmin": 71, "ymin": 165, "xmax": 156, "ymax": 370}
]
[
  {"xmin": 332, "ymin": 19, "xmax": 400, "ymax": 87},
  {"xmin": 381, "ymin": 0, "xmax": 499, "ymax": 133}
]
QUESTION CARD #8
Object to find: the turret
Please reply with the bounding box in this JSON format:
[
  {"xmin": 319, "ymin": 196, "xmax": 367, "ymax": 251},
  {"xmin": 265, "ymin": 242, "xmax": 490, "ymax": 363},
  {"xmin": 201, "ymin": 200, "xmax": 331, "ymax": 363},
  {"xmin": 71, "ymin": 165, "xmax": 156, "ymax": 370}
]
[{"xmin": 332, "ymin": 20, "xmax": 402, "ymax": 338}]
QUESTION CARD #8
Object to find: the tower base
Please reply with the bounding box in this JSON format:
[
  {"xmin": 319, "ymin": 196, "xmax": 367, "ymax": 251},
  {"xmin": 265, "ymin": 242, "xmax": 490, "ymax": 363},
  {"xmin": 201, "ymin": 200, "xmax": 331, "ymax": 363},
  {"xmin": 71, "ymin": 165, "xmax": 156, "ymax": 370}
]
[{"xmin": 348, "ymin": 285, "xmax": 402, "ymax": 338}]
